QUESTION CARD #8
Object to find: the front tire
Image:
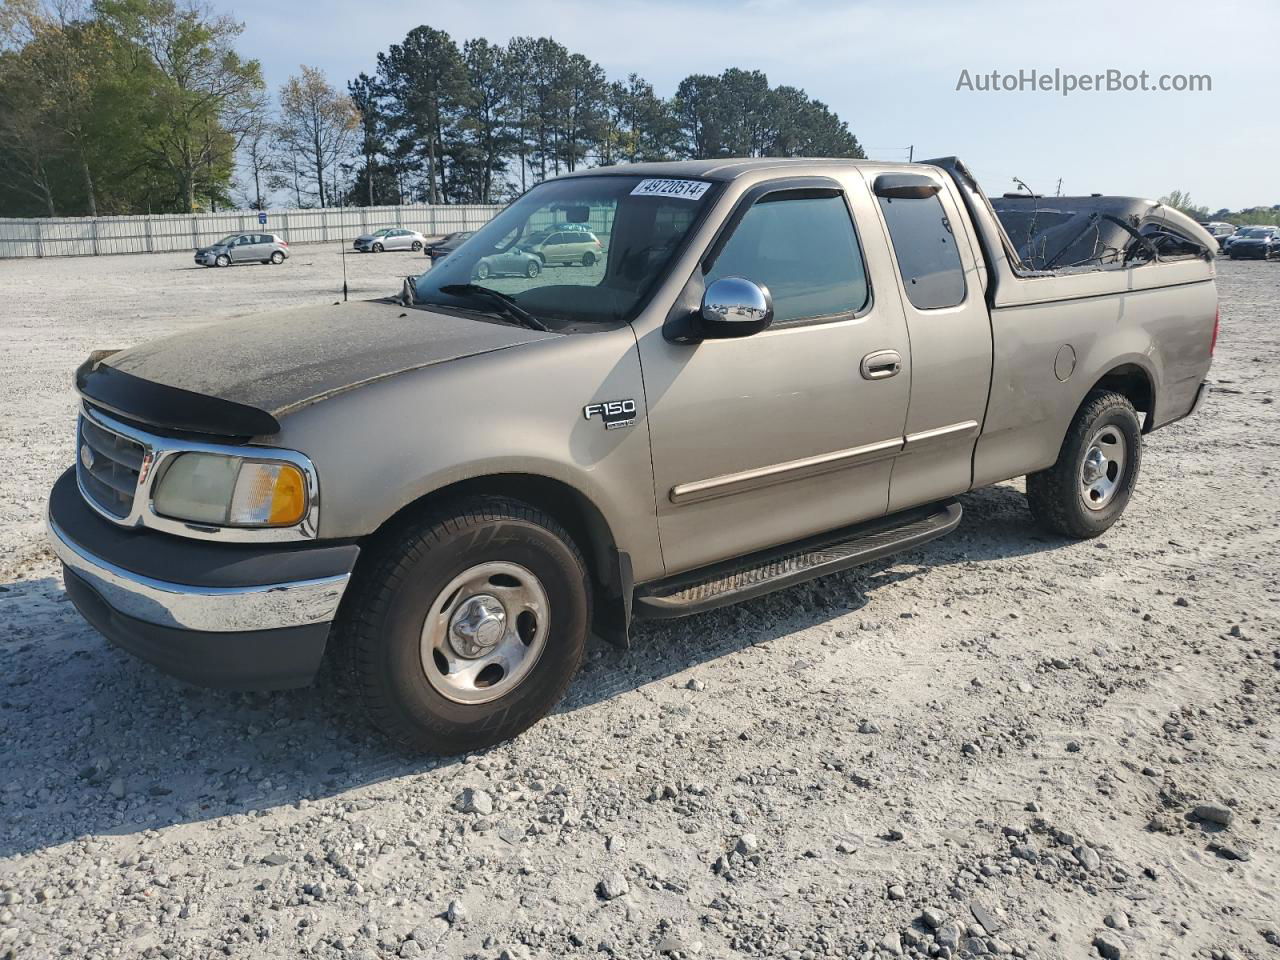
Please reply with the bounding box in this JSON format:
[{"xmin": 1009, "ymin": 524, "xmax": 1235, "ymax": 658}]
[
  {"xmin": 525, "ymin": 259, "xmax": 541, "ymax": 278},
  {"xmin": 340, "ymin": 498, "xmax": 591, "ymax": 754},
  {"xmin": 1026, "ymin": 390, "xmax": 1142, "ymax": 539},
  {"xmin": 475, "ymin": 261, "xmax": 491, "ymax": 280},
  {"xmin": 215, "ymin": 254, "xmax": 230, "ymax": 268},
  {"xmin": 372, "ymin": 242, "xmax": 384, "ymax": 253}
]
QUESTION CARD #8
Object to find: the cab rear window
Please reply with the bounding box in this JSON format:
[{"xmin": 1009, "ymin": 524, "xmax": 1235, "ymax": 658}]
[{"xmin": 877, "ymin": 193, "xmax": 966, "ymax": 310}]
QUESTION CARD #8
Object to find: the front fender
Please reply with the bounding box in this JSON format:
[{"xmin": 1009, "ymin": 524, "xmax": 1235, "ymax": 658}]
[{"xmin": 273, "ymin": 327, "xmax": 667, "ymax": 583}]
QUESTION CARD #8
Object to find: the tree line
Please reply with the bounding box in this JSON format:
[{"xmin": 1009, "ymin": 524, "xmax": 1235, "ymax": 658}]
[
  {"xmin": 0, "ymin": 0, "xmax": 262, "ymax": 216},
  {"xmin": 344, "ymin": 27, "xmax": 864, "ymax": 207},
  {"xmin": 0, "ymin": 3, "xmax": 864, "ymax": 217},
  {"xmin": 1160, "ymin": 190, "xmax": 1279, "ymax": 227}
]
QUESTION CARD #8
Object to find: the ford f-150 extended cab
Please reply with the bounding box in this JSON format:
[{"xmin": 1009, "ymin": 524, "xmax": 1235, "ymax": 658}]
[{"xmin": 47, "ymin": 157, "xmax": 1217, "ymax": 753}]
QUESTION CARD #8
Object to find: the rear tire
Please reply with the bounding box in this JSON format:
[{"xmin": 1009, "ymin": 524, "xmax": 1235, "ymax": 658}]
[
  {"xmin": 411, "ymin": 240, "xmax": 422, "ymax": 251},
  {"xmin": 270, "ymin": 250, "xmax": 285, "ymax": 264},
  {"xmin": 1026, "ymin": 390, "xmax": 1142, "ymax": 539},
  {"xmin": 476, "ymin": 261, "xmax": 491, "ymax": 280},
  {"xmin": 526, "ymin": 259, "xmax": 541, "ymax": 278},
  {"xmin": 582, "ymin": 251, "xmax": 597, "ymax": 266},
  {"xmin": 340, "ymin": 497, "xmax": 591, "ymax": 754}
]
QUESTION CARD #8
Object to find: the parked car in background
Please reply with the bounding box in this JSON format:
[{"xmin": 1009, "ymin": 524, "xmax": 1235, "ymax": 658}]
[
  {"xmin": 195, "ymin": 234, "xmax": 289, "ymax": 267},
  {"xmin": 474, "ymin": 246, "xmax": 542, "ymax": 279},
  {"xmin": 1226, "ymin": 225, "xmax": 1280, "ymax": 260},
  {"xmin": 353, "ymin": 228, "xmax": 426, "ymax": 253},
  {"xmin": 1222, "ymin": 225, "xmax": 1262, "ymax": 255},
  {"xmin": 1197, "ymin": 221, "xmax": 1235, "ymax": 250},
  {"xmin": 526, "ymin": 229, "xmax": 603, "ymax": 266},
  {"xmin": 425, "ymin": 231, "xmax": 474, "ymax": 264}
]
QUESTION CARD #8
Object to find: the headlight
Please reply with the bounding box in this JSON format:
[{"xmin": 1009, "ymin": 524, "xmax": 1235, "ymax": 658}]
[{"xmin": 152, "ymin": 453, "xmax": 309, "ymax": 528}]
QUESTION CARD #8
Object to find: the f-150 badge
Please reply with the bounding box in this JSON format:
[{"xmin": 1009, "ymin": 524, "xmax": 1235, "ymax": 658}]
[{"xmin": 583, "ymin": 399, "xmax": 637, "ymax": 430}]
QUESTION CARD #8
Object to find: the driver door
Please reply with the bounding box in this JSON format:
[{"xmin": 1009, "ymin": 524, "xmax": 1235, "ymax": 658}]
[
  {"xmin": 229, "ymin": 235, "xmax": 253, "ymax": 262},
  {"xmin": 638, "ymin": 180, "xmax": 913, "ymax": 575}
]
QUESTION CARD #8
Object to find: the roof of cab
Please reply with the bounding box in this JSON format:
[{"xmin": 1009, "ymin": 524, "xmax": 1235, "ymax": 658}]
[{"xmin": 559, "ymin": 157, "xmax": 902, "ymax": 182}]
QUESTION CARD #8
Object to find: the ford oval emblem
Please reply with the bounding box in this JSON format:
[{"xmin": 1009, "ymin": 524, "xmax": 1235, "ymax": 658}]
[{"xmin": 80, "ymin": 443, "xmax": 95, "ymax": 470}]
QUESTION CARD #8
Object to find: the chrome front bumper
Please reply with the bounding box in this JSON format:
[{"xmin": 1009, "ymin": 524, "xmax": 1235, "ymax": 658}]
[{"xmin": 47, "ymin": 512, "xmax": 349, "ymax": 633}]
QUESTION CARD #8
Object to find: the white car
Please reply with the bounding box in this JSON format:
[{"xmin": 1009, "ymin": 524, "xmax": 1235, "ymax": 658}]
[{"xmin": 353, "ymin": 228, "xmax": 427, "ymax": 253}]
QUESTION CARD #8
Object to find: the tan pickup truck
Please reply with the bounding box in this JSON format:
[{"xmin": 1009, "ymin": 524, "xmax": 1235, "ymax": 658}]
[{"xmin": 49, "ymin": 157, "xmax": 1217, "ymax": 752}]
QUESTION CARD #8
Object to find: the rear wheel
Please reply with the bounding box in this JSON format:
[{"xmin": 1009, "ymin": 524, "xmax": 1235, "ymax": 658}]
[
  {"xmin": 340, "ymin": 497, "xmax": 590, "ymax": 753},
  {"xmin": 475, "ymin": 261, "xmax": 491, "ymax": 280},
  {"xmin": 411, "ymin": 240, "xmax": 423, "ymax": 251},
  {"xmin": 525, "ymin": 259, "xmax": 541, "ymax": 278},
  {"xmin": 1026, "ymin": 390, "xmax": 1142, "ymax": 539},
  {"xmin": 270, "ymin": 250, "xmax": 285, "ymax": 264},
  {"xmin": 581, "ymin": 251, "xmax": 597, "ymax": 267}
]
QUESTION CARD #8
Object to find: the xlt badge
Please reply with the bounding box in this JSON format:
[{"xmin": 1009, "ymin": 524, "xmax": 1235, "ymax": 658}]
[{"xmin": 583, "ymin": 399, "xmax": 637, "ymax": 430}]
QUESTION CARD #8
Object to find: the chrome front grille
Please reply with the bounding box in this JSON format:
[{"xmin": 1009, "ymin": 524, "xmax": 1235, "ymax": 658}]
[{"xmin": 77, "ymin": 414, "xmax": 146, "ymax": 519}]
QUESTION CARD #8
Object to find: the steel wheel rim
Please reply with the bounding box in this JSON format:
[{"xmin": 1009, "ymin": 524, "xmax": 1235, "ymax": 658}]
[
  {"xmin": 419, "ymin": 561, "xmax": 549, "ymax": 705},
  {"xmin": 1079, "ymin": 425, "xmax": 1127, "ymax": 510}
]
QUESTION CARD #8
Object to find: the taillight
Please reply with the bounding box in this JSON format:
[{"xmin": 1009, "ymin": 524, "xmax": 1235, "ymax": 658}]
[{"xmin": 1210, "ymin": 307, "xmax": 1220, "ymax": 356}]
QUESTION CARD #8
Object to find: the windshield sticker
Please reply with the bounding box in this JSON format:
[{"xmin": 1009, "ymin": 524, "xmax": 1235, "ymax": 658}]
[{"xmin": 630, "ymin": 178, "xmax": 711, "ymax": 200}]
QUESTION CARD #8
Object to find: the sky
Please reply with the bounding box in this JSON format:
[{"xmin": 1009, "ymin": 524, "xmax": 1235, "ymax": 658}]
[{"xmin": 219, "ymin": 0, "xmax": 1278, "ymax": 212}]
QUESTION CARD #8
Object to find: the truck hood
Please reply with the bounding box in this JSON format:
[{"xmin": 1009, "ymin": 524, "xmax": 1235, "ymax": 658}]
[{"xmin": 78, "ymin": 299, "xmax": 557, "ymax": 436}]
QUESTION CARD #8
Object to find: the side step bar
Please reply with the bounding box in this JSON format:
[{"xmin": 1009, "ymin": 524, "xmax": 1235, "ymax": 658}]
[{"xmin": 634, "ymin": 500, "xmax": 962, "ymax": 620}]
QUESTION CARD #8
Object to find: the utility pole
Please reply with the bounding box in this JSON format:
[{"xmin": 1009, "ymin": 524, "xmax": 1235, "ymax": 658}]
[
  {"xmin": 1055, "ymin": 178, "xmax": 1063, "ymax": 196},
  {"xmin": 908, "ymin": 145, "xmax": 914, "ymax": 163}
]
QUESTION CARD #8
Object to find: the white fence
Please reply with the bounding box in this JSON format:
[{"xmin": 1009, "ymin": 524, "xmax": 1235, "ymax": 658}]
[{"xmin": 0, "ymin": 204, "xmax": 505, "ymax": 259}]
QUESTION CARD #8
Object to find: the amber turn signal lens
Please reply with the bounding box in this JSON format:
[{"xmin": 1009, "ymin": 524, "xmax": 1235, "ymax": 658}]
[
  {"xmin": 268, "ymin": 464, "xmax": 307, "ymax": 525},
  {"xmin": 227, "ymin": 462, "xmax": 308, "ymax": 527}
]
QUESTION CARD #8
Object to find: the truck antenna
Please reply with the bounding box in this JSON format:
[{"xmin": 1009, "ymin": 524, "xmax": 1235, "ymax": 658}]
[{"xmin": 340, "ymin": 237, "xmax": 348, "ymax": 302}]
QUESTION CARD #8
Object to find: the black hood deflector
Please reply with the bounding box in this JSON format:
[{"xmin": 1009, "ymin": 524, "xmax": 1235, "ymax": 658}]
[
  {"xmin": 77, "ymin": 358, "xmax": 282, "ymax": 437},
  {"xmin": 76, "ymin": 299, "xmax": 557, "ymax": 438}
]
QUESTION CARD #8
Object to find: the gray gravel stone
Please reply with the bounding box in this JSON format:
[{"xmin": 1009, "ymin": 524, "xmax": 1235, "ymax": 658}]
[
  {"xmin": 597, "ymin": 872, "xmax": 629, "ymax": 900},
  {"xmin": 455, "ymin": 788, "xmax": 494, "ymax": 816},
  {"xmin": 1093, "ymin": 931, "xmax": 1125, "ymax": 959},
  {"xmin": 1193, "ymin": 803, "xmax": 1233, "ymax": 827}
]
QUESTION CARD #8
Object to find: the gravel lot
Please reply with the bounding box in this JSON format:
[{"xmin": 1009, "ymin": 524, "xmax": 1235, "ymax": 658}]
[{"xmin": 0, "ymin": 249, "xmax": 1277, "ymax": 960}]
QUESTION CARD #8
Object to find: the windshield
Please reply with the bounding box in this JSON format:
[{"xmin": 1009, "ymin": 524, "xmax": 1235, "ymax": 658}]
[
  {"xmin": 215, "ymin": 235, "xmax": 237, "ymax": 246},
  {"xmin": 411, "ymin": 175, "xmax": 716, "ymax": 326}
]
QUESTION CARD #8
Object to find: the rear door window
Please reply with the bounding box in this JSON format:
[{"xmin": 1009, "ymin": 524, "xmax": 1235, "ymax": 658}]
[
  {"xmin": 877, "ymin": 192, "xmax": 966, "ymax": 310},
  {"xmin": 705, "ymin": 193, "xmax": 869, "ymax": 325}
]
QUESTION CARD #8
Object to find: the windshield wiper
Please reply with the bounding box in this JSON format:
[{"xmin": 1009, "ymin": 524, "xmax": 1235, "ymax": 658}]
[{"xmin": 436, "ymin": 284, "xmax": 549, "ymax": 332}]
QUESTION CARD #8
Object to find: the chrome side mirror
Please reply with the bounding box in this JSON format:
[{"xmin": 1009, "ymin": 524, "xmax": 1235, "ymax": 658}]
[{"xmin": 699, "ymin": 276, "xmax": 774, "ymax": 338}]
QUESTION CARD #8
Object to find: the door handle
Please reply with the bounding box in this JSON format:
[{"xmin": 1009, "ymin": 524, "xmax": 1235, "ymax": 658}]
[{"xmin": 860, "ymin": 350, "xmax": 903, "ymax": 381}]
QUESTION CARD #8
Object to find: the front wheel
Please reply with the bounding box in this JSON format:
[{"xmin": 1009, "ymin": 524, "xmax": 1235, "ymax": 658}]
[
  {"xmin": 1026, "ymin": 390, "xmax": 1142, "ymax": 539},
  {"xmin": 525, "ymin": 259, "xmax": 541, "ymax": 278},
  {"xmin": 215, "ymin": 254, "xmax": 230, "ymax": 268},
  {"xmin": 475, "ymin": 261, "xmax": 491, "ymax": 280},
  {"xmin": 372, "ymin": 242, "xmax": 384, "ymax": 253},
  {"xmin": 340, "ymin": 498, "xmax": 590, "ymax": 753}
]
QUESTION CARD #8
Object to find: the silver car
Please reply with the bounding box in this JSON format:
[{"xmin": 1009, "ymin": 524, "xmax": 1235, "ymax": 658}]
[
  {"xmin": 195, "ymin": 233, "xmax": 290, "ymax": 267},
  {"xmin": 353, "ymin": 228, "xmax": 427, "ymax": 253}
]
